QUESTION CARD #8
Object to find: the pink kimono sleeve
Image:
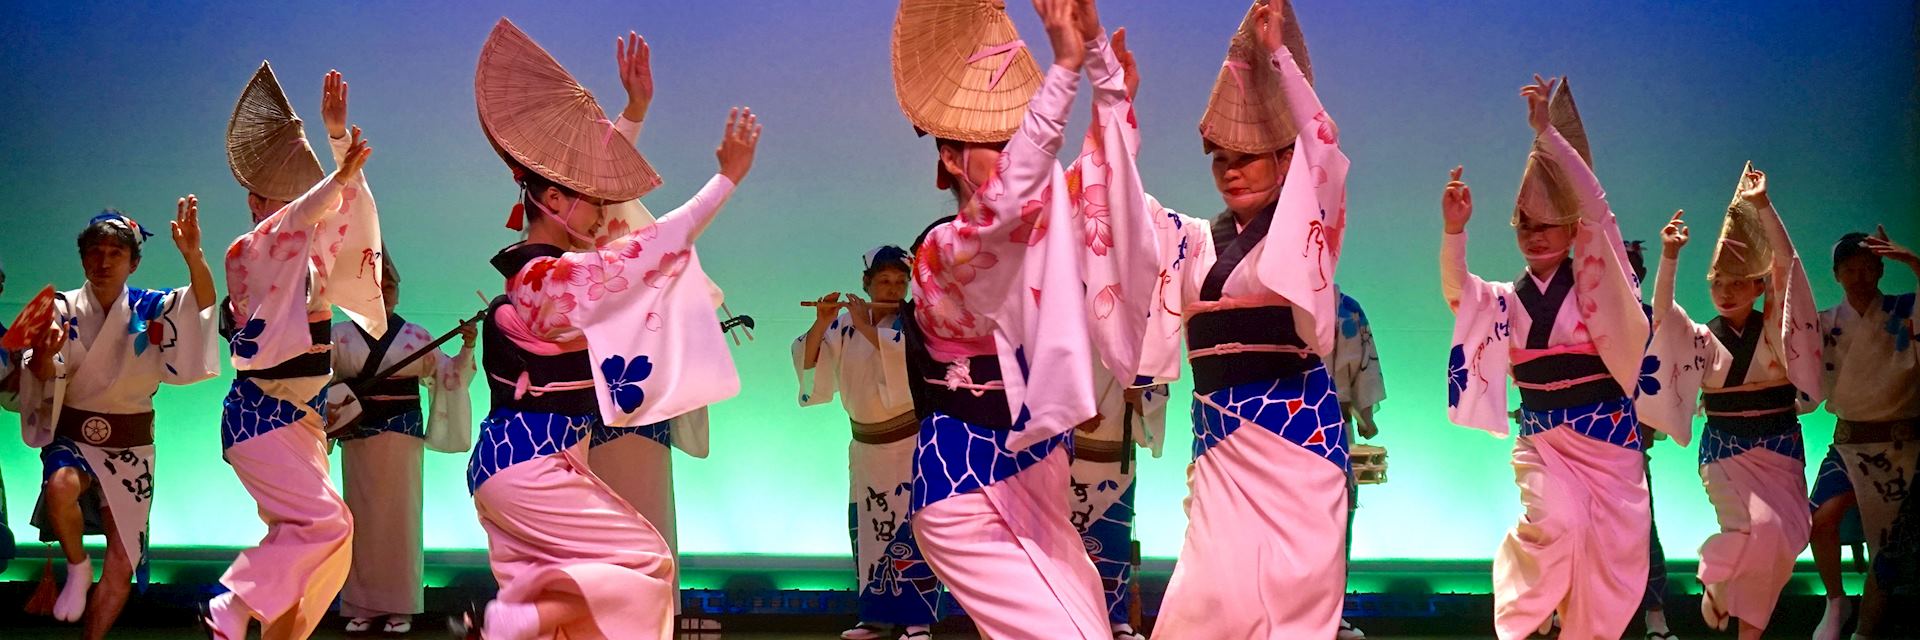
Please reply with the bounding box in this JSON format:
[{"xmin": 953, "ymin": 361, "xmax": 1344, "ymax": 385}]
[
  {"xmin": 1253, "ymin": 46, "xmax": 1351, "ymax": 358},
  {"xmin": 1067, "ymin": 32, "xmax": 1160, "ymax": 389}
]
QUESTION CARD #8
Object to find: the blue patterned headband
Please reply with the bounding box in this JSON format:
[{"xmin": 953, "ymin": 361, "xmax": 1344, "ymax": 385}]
[{"xmin": 89, "ymin": 210, "xmax": 154, "ymax": 243}]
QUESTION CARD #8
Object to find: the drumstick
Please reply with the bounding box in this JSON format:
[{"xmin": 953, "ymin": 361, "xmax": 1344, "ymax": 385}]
[{"xmin": 800, "ymin": 301, "xmax": 902, "ymax": 309}]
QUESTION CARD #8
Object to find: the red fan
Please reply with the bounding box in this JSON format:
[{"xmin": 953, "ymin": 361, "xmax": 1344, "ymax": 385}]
[{"xmin": 2, "ymin": 285, "xmax": 57, "ymax": 352}]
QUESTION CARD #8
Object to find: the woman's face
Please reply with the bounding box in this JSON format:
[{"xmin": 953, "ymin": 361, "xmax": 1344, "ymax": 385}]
[
  {"xmin": 939, "ymin": 142, "xmax": 1007, "ymax": 195},
  {"xmin": 1710, "ymin": 275, "xmax": 1766, "ymax": 315},
  {"xmin": 538, "ymin": 187, "xmax": 606, "ymax": 250},
  {"xmin": 1211, "ymin": 146, "xmax": 1290, "ymax": 214}
]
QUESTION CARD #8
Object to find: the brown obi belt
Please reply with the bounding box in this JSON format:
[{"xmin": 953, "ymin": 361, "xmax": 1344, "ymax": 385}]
[
  {"xmin": 852, "ymin": 412, "xmax": 920, "ymax": 445},
  {"xmin": 359, "ymin": 375, "xmax": 423, "ymax": 422},
  {"xmin": 1073, "ymin": 434, "xmax": 1130, "ymax": 464},
  {"xmin": 915, "ymin": 355, "xmax": 1015, "ymax": 429},
  {"xmin": 55, "ymin": 407, "xmax": 155, "ymax": 448},
  {"xmin": 1186, "ymin": 306, "xmax": 1319, "ymax": 395},
  {"xmin": 1835, "ymin": 417, "xmax": 1920, "ymax": 445},
  {"xmin": 1513, "ymin": 353, "xmax": 1625, "ymax": 411},
  {"xmin": 1702, "ymin": 383, "xmax": 1800, "ymax": 438}
]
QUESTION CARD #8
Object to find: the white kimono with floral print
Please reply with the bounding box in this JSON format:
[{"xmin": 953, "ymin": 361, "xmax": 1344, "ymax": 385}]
[
  {"xmin": 911, "ymin": 33, "xmax": 1159, "ymax": 454},
  {"xmin": 501, "ymin": 174, "xmax": 740, "ymax": 433}
]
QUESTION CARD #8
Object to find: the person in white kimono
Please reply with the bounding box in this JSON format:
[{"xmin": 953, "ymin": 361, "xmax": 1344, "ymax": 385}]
[
  {"xmin": 1813, "ymin": 227, "xmax": 1919, "ymax": 639},
  {"xmin": 456, "ymin": 21, "xmax": 760, "ymax": 640},
  {"xmin": 1437, "ymin": 76, "xmax": 1656, "ymax": 640},
  {"xmin": 327, "ymin": 255, "xmax": 475, "ymax": 635},
  {"xmin": 201, "ymin": 65, "xmax": 386, "ymax": 640},
  {"xmin": 12, "ymin": 206, "xmax": 219, "ymax": 640},
  {"xmin": 1067, "ymin": 364, "xmax": 1166, "ymax": 640},
  {"xmin": 795, "ymin": 245, "xmax": 943, "ymax": 640},
  {"xmin": 888, "ymin": 0, "xmax": 1158, "ymax": 637},
  {"xmin": 1645, "ymin": 167, "xmax": 1821, "ymax": 639},
  {"xmin": 1329, "ymin": 287, "xmax": 1384, "ymax": 640},
  {"xmin": 1127, "ymin": 2, "xmax": 1354, "ymax": 637}
]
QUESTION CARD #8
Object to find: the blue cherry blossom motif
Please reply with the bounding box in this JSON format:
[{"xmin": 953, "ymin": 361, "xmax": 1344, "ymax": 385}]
[
  {"xmin": 1337, "ymin": 296, "xmax": 1366, "ymax": 338},
  {"xmin": 1637, "ymin": 354, "xmax": 1663, "ymax": 397},
  {"xmin": 1884, "ymin": 293, "xmax": 1914, "ymax": 352},
  {"xmin": 1447, "ymin": 344, "xmax": 1468, "ymax": 408},
  {"xmin": 229, "ymin": 318, "xmax": 267, "ymax": 359},
  {"xmin": 1098, "ymin": 479, "xmax": 1120, "ymax": 492},
  {"xmin": 126, "ymin": 288, "xmax": 168, "ymax": 355},
  {"xmin": 62, "ymin": 315, "xmax": 80, "ymax": 341},
  {"xmin": 601, "ymin": 354, "xmax": 655, "ymax": 413}
]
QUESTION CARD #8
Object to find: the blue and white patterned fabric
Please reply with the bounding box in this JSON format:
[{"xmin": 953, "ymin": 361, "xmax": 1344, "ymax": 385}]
[
  {"xmin": 39, "ymin": 437, "xmax": 92, "ymax": 480},
  {"xmin": 1518, "ymin": 395, "xmax": 1643, "ymax": 451},
  {"xmin": 1191, "ymin": 363, "xmax": 1346, "ymax": 470},
  {"xmin": 1073, "ymin": 478, "xmax": 1136, "ymax": 624},
  {"xmin": 590, "ymin": 420, "xmax": 671, "ymax": 449},
  {"xmin": 219, "ymin": 378, "xmax": 324, "ymax": 450},
  {"xmin": 466, "ymin": 409, "xmax": 595, "ymax": 493},
  {"xmin": 1698, "ymin": 426, "xmax": 1805, "ymax": 466},
  {"xmin": 910, "ymin": 413, "xmax": 1066, "ymax": 514},
  {"xmin": 847, "ymin": 502, "xmax": 943, "ymax": 625}
]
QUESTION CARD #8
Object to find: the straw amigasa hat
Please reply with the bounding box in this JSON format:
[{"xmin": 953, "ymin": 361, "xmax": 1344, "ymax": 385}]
[
  {"xmin": 1197, "ymin": 0, "xmax": 1312, "ymax": 155},
  {"xmin": 891, "ymin": 0, "xmax": 1043, "ymax": 144},
  {"xmin": 227, "ymin": 61, "xmax": 326, "ymax": 202},
  {"xmin": 1707, "ymin": 161, "xmax": 1773, "ymax": 281},
  {"xmin": 1511, "ymin": 78, "xmax": 1593, "ymax": 227},
  {"xmin": 476, "ymin": 18, "xmax": 661, "ymax": 203}
]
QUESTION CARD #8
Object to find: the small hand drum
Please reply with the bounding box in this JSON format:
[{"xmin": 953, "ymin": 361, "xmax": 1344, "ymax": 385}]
[
  {"xmin": 1352, "ymin": 443, "xmax": 1388, "ymax": 485},
  {"xmin": 322, "ymin": 383, "xmax": 364, "ymax": 437}
]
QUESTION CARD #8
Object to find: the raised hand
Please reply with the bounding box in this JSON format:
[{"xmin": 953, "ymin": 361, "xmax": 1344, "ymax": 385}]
[
  {"xmin": 26, "ymin": 318, "xmax": 64, "ymax": 378},
  {"xmin": 1737, "ymin": 166, "xmax": 1771, "ymax": 210},
  {"xmin": 333, "ymin": 125, "xmax": 372, "ymax": 185},
  {"xmin": 1520, "ymin": 74, "xmax": 1558, "ymax": 135},
  {"xmin": 1073, "ymin": 0, "xmax": 1103, "ymax": 45},
  {"xmin": 1034, "ymin": 0, "xmax": 1085, "ymax": 71},
  {"xmin": 1252, "ymin": 0, "xmax": 1286, "ymax": 55},
  {"xmin": 1441, "ymin": 165, "xmax": 1473, "ymax": 233},
  {"xmin": 1661, "ymin": 210, "xmax": 1689, "ymax": 259},
  {"xmin": 1866, "ymin": 224, "xmax": 1920, "ymax": 269},
  {"xmin": 715, "ymin": 107, "xmax": 762, "ymax": 184},
  {"xmin": 457, "ymin": 322, "xmax": 478, "ymax": 348},
  {"xmin": 322, "ymin": 70, "xmax": 349, "ymax": 140},
  {"xmin": 172, "ymin": 195, "xmax": 203, "ymax": 258},
  {"xmin": 1112, "ymin": 27, "xmax": 1139, "ymax": 100},
  {"xmin": 616, "ymin": 31, "xmax": 653, "ymax": 122}
]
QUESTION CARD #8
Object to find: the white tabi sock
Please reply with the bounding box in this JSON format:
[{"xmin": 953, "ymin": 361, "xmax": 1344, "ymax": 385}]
[{"xmin": 53, "ymin": 559, "xmax": 91, "ymax": 622}]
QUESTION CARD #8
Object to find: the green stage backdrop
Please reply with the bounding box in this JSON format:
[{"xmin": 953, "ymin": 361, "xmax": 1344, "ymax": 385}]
[{"xmin": 0, "ymin": 0, "xmax": 1914, "ymax": 564}]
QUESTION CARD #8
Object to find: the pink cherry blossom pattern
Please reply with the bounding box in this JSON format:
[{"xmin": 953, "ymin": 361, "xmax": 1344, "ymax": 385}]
[
  {"xmin": 1080, "ymin": 184, "xmax": 1113, "ymax": 256},
  {"xmin": 644, "ymin": 312, "xmax": 664, "ymax": 332},
  {"xmin": 941, "ymin": 228, "xmax": 1000, "ymax": 285},
  {"xmin": 1314, "ymin": 112, "xmax": 1338, "ymax": 145},
  {"xmin": 581, "ymin": 262, "xmax": 630, "ymax": 301},
  {"xmin": 1092, "ymin": 284, "xmax": 1120, "ymax": 319},
  {"xmin": 644, "ymin": 251, "xmax": 691, "ymax": 288},
  {"xmin": 268, "ymin": 230, "xmax": 307, "ymax": 262},
  {"xmin": 1011, "ymin": 186, "xmax": 1052, "ymax": 246}
]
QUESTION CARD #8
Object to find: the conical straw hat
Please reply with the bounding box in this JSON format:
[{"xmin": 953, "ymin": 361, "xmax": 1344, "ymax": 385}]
[
  {"xmin": 476, "ymin": 18, "xmax": 661, "ymax": 202},
  {"xmin": 1512, "ymin": 79, "xmax": 1591, "ymax": 227},
  {"xmin": 1708, "ymin": 161, "xmax": 1773, "ymax": 281},
  {"xmin": 227, "ymin": 61, "xmax": 325, "ymax": 202},
  {"xmin": 891, "ymin": 0, "xmax": 1043, "ymax": 143},
  {"xmin": 1198, "ymin": 0, "xmax": 1312, "ymax": 155}
]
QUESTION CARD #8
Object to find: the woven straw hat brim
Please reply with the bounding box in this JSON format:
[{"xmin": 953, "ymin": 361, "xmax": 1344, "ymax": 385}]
[
  {"xmin": 227, "ymin": 61, "xmax": 325, "ymax": 203},
  {"xmin": 476, "ymin": 18, "xmax": 661, "ymax": 202},
  {"xmin": 892, "ymin": 0, "xmax": 1042, "ymax": 144},
  {"xmin": 1512, "ymin": 79, "xmax": 1592, "ymax": 227},
  {"xmin": 1709, "ymin": 161, "xmax": 1773, "ymax": 281},
  {"xmin": 1198, "ymin": 0, "xmax": 1312, "ymax": 155}
]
